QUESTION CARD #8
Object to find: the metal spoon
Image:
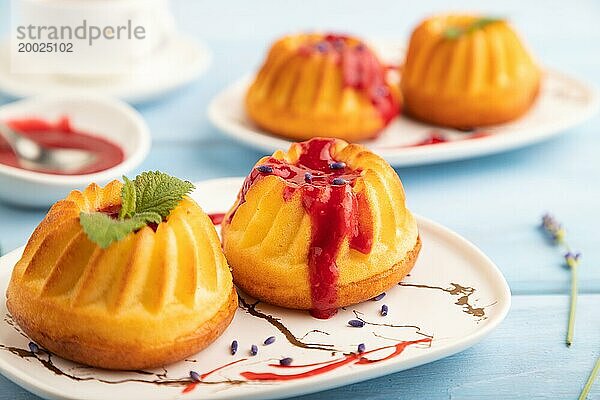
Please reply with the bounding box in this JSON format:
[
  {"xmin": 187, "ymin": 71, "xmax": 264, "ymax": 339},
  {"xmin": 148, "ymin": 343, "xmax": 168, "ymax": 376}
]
[{"xmin": 0, "ymin": 122, "xmax": 96, "ymax": 174}]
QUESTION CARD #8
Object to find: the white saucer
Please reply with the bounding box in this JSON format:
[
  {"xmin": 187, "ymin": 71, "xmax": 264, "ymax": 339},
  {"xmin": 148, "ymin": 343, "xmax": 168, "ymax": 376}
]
[
  {"xmin": 208, "ymin": 41, "xmax": 599, "ymax": 167},
  {"xmin": 0, "ymin": 177, "xmax": 510, "ymax": 400},
  {"xmin": 0, "ymin": 33, "xmax": 211, "ymax": 104}
]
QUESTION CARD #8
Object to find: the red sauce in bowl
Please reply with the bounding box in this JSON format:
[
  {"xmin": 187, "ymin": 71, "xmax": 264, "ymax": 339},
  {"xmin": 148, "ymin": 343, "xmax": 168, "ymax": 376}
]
[{"xmin": 0, "ymin": 117, "xmax": 124, "ymax": 175}]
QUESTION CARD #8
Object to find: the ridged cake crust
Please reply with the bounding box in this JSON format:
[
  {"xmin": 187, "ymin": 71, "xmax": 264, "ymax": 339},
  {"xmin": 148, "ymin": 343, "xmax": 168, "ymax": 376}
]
[
  {"xmin": 222, "ymin": 138, "xmax": 419, "ymax": 316},
  {"xmin": 6, "ymin": 181, "xmax": 236, "ymax": 370},
  {"xmin": 246, "ymin": 33, "xmax": 401, "ymax": 142},
  {"xmin": 402, "ymin": 15, "xmax": 541, "ymax": 128}
]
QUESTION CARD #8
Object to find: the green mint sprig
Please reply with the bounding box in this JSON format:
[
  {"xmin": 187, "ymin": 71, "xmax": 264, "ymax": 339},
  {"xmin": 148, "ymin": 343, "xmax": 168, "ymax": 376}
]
[
  {"xmin": 80, "ymin": 171, "xmax": 195, "ymax": 249},
  {"xmin": 443, "ymin": 17, "xmax": 503, "ymax": 39}
]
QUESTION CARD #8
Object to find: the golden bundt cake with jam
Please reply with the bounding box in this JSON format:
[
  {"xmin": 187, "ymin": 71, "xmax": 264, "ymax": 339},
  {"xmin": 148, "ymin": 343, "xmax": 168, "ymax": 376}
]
[
  {"xmin": 246, "ymin": 33, "xmax": 401, "ymax": 142},
  {"xmin": 222, "ymin": 138, "xmax": 420, "ymax": 319},
  {"xmin": 6, "ymin": 172, "xmax": 236, "ymax": 370},
  {"xmin": 402, "ymin": 15, "xmax": 541, "ymax": 128}
]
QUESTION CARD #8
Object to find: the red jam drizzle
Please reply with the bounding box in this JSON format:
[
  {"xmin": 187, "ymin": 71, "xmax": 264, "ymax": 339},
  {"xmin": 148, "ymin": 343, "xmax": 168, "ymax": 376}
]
[
  {"xmin": 240, "ymin": 338, "xmax": 432, "ymax": 381},
  {"xmin": 298, "ymin": 34, "xmax": 399, "ymax": 127},
  {"xmin": 229, "ymin": 138, "xmax": 373, "ymax": 319},
  {"xmin": 0, "ymin": 117, "xmax": 124, "ymax": 175},
  {"xmin": 97, "ymin": 204, "xmax": 121, "ymax": 219},
  {"xmin": 413, "ymin": 130, "xmax": 491, "ymax": 146},
  {"xmin": 209, "ymin": 213, "xmax": 225, "ymax": 225},
  {"xmin": 414, "ymin": 131, "xmax": 448, "ymax": 146}
]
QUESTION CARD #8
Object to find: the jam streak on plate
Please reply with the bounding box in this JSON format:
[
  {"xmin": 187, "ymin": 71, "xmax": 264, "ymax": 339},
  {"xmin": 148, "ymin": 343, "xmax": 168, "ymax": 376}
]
[{"xmin": 240, "ymin": 337, "xmax": 432, "ymax": 381}]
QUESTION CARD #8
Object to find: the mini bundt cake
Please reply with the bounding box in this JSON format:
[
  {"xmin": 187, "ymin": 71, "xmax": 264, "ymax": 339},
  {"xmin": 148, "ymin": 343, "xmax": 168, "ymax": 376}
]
[
  {"xmin": 401, "ymin": 15, "xmax": 541, "ymax": 128},
  {"xmin": 246, "ymin": 33, "xmax": 401, "ymax": 142},
  {"xmin": 6, "ymin": 172, "xmax": 236, "ymax": 370},
  {"xmin": 222, "ymin": 138, "xmax": 420, "ymax": 319}
]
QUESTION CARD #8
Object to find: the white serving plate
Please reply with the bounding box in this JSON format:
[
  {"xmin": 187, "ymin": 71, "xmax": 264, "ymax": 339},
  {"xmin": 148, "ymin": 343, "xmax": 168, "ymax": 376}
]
[
  {"xmin": 0, "ymin": 33, "xmax": 211, "ymax": 104},
  {"xmin": 208, "ymin": 43, "xmax": 598, "ymax": 167},
  {"xmin": 0, "ymin": 178, "xmax": 511, "ymax": 400}
]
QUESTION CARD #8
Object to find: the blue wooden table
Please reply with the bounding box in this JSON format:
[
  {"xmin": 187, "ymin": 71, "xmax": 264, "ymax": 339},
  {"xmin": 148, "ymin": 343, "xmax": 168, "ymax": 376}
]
[{"xmin": 0, "ymin": 0, "xmax": 599, "ymax": 398}]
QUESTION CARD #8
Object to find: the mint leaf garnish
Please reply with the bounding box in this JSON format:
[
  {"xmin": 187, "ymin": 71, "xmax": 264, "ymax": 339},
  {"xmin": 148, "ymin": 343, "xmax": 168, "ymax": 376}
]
[
  {"xmin": 443, "ymin": 26, "xmax": 463, "ymax": 39},
  {"xmin": 118, "ymin": 176, "xmax": 136, "ymax": 220},
  {"xmin": 134, "ymin": 171, "xmax": 195, "ymax": 218},
  {"xmin": 80, "ymin": 211, "xmax": 161, "ymax": 249},
  {"xmin": 79, "ymin": 171, "xmax": 195, "ymax": 248},
  {"xmin": 443, "ymin": 17, "xmax": 503, "ymax": 39}
]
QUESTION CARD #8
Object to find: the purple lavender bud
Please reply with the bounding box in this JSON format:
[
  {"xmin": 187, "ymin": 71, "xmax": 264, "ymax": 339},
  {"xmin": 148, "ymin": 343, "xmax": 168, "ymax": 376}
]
[
  {"xmin": 381, "ymin": 304, "xmax": 388, "ymax": 316},
  {"xmin": 565, "ymin": 252, "xmax": 582, "ymax": 268},
  {"xmin": 374, "ymin": 86, "xmax": 389, "ymax": 97},
  {"xmin": 230, "ymin": 340, "xmax": 238, "ymax": 355},
  {"xmin": 372, "ymin": 292, "xmax": 386, "ymax": 301},
  {"xmin": 304, "ymin": 172, "xmax": 313, "ymax": 183},
  {"xmin": 329, "ymin": 161, "xmax": 346, "ymax": 170},
  {"xmin": 315, "ymin": 42, "xmax": 328, "ymax": 52},
  {"xmin": 541, "ymin": 213, "xmax": 565, "ymax": 242},
  {"xmin": 357, "ymin": 343, "xmax": 366, "ymax": 353},
  {"xmin": 250, "ymin": 344, "xmax": 258, "ymax": 356},
  {"xmin": 333, "ymin": 38, "xmax": 345, "ymax": 50},
  {"xmin": 28, "ymin": 342, "xmax": 39, "ymax": 354},
  {"xmin": 264, "ymin": 336, "xmax": 276, "ymax": 345},
  {"xmin": 256, "ymin": 165, "xmax": 273, "ymax": 174},
  {"xmin": 189, "ymin": 371, "xmax": 201, "ymax": 382},
  {"xmin": 279, "ymin": 357, "xmax": 293, "ymax": 366},
  {"xmin": 332, "ymin": 178, "xmax": 348, "ymax": 185},
  {"xmin": 348, "ymin": 319, "xmax": 365, "ymax": 328}
]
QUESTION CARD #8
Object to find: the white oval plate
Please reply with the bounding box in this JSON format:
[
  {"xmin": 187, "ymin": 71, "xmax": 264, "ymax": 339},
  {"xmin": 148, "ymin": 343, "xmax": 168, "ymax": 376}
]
[
  {"xmin": 0, "ymin": 178, "xmax": 510, "ymax": 400},
  {"xmin": 0, "ymin": 33, "xmax": 211, "ymax": 104},
  {"xmin": 208, "ymin": 48, "xmax": 598, "ymax": 167}
]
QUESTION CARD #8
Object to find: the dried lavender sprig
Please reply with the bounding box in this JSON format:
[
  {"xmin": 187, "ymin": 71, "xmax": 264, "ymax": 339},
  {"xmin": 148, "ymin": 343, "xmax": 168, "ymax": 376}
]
[
  {"xmin": 540, "ymin": 213, "xmax": 581, "ymax": 347},
  {"xmin": 28, "ymin": 342, "xmax": 39, "ymax": 354},
  {"xmin": 264, "ymin": 336, "xmax": 275, "ymax": 345},
  {"xmin": 279, "ymin": 357, "xmax": 293, "ymax": 366},
  {"xmin": 565, "ymin": 252, "xmax": 581, "ymax": 347},
  {"xmin": 541, "ymin": 213, "xmax": 566, "ymax": 244},
  {"xmin": 256, "ymin": 165, "xmax": 273, "ymax": 174},
  {"xmin": 578, "ymin": 354, "xmax": 600, "ymax": 400},
  {"xmin": 372, "ymin": 293, "xmax": 386, "ymax": 301},
  {"xmin": 348, "ymin": 319, "xmax": 364, "ymax": 328},
  {"xmin": 381, "ymin": 304, "xmax": 388, "ymax": 316},
  {"xmin": 189, "ymin": 371, "xmax": 201, "ymax": 382}
]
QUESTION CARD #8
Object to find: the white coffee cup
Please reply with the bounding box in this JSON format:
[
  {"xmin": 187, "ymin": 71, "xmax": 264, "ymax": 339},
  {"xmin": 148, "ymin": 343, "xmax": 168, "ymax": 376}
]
[{"xmin": 10, "ymin": 0, "xmax": 175, "ymax": 76}]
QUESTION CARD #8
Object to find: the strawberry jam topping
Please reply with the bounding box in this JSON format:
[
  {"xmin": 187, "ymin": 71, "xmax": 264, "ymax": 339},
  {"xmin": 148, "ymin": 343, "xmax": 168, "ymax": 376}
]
[
  {"xmin": 298, "ymin": 34, "xmax": 399, "ymax": 127},
  {"xmin": 230, "ymin": 138, "xmax": 374, "ymax": 319}
]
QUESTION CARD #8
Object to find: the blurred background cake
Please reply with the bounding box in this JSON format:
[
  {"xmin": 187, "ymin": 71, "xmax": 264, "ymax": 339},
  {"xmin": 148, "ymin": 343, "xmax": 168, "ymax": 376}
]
[
  {"xmin": 401, "ymin": 15, "xmax": 541, "ymax": 128},
  {"xmin": 221, "ymin": 138, "xmax": 419, "ymax": 319},
  {"xmin": 246, "ymin": 33, "xmax": 401, "ymax": 142}
]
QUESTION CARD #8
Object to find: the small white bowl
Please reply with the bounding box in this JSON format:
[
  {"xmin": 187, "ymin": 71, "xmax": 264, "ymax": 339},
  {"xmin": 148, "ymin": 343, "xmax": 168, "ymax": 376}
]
[{"xmin": 0, "ymin": 94, "xmax": 151, "ymax": 207}]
